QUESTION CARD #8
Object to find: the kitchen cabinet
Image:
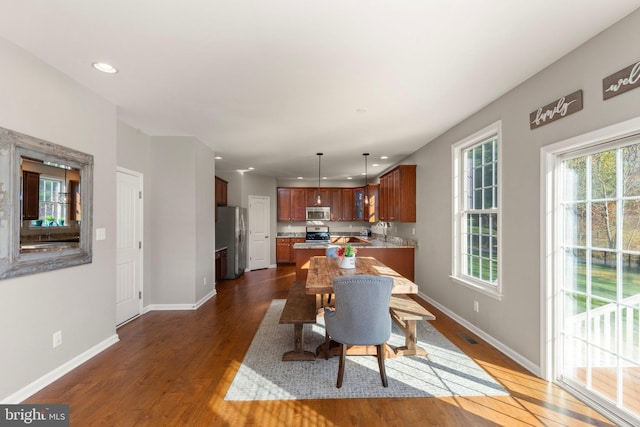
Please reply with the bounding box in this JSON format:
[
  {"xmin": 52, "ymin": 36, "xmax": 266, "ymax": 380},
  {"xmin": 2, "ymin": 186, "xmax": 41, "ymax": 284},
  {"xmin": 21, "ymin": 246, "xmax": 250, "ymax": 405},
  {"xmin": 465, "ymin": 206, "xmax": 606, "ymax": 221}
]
[
  {"xmin": 276, "ymin": 237, "xmax": 304, "ymax": 263},
  {"xmin": 342, "ymin": 188, "xmax": 355, "ymax": 221},
  {"xmin": 215, "ymin": 176, "xmax": 228, "ymax": 206},
  {"xmin": 22, "ymin": 171, "xmax": 40, "ymax": 220},
  {"xmin": 365, "ymin": 184, "xmax": 379, "ymax": 222},
  {"xmin": 306, "ymin": 188, "xmax": 330, "ymax": 208},
  {"xmin": 215, "ymin": 248, "xmax": 228, "ymax": 282},
  {"xmin": 277, "ymin": 188, "xmax": 307, "ymax": 221},
  {"xmin": 330, "ymin": 189, "xmax": 343, "ymax": 220},
  {"xmin": 379, "ymin": 165, "xmax": 416, "ymax": 222}
]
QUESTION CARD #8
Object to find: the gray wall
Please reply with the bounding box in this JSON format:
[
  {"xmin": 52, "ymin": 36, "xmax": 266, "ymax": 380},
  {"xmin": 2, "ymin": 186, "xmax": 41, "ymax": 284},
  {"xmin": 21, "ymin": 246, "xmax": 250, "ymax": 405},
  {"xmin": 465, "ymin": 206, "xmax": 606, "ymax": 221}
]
[
  {"xmin": 407, "ymin": 8, "xmax": 640, "ymax": 372},
  {"xmin": 116, "ymin": 123, "xmax": 153, "ymax": 308},
  {"xmin": 217, "ymin": 171, "xmax": 278, "ymax": 266},
  {"xmin": 0, "ymin": 37, "xmax": 117, "ymax": 400},
  {"xmin": 117, "ymin": 130, "xmax": 216, "ymax": 306}
]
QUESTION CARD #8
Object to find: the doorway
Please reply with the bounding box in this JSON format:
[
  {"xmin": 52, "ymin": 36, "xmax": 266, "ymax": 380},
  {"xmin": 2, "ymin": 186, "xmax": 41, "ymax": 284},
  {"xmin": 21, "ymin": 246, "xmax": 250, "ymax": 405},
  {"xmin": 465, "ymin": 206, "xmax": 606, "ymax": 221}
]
[
  {"xmin": 543, "ymin": 118, "xmax": 640, "ymax": 426},
  {"xmin": 116, "ymin": 167, "xmax": 143, "ymax": 326},
  {"xmin": 248, "ymin": 195, "xmax": 270, "ymax": 270}
]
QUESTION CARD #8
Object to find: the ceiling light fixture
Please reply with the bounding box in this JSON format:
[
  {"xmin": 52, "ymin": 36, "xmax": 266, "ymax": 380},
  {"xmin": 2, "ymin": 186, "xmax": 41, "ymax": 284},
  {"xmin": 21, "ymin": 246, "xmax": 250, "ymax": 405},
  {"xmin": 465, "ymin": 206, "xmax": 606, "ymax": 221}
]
[
  {"xmin": 363, "ymin": 153, "xmax": 370, "ymax": 205},
  {"xmin": 316, "ymin": 153, "xmax": 323, "ymax": 206},
  {"xmin": 92, "ymin": 62, "xmax": 118, "ymax": 74},
  {"xmin": 380, "ymin": 155, "xmax": 388, "ymax": 160}
]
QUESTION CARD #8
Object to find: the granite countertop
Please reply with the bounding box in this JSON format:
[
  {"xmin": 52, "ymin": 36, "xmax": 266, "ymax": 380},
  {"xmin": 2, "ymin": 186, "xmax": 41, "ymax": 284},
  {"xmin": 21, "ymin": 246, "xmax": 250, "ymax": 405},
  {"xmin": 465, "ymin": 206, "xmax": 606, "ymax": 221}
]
[
  {"xmin": 293, "ymin": 236, "xmax": 416, "ymax": 249},
  {"xmin": 276, "ymin": 232, "xmax": 306, "ymax": 238}
]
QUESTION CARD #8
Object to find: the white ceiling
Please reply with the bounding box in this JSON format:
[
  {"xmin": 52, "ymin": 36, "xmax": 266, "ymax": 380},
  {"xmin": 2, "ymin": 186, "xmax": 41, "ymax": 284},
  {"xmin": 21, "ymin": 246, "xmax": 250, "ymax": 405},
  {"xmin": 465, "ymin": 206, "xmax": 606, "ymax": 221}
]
[{"xmin": 0, "ymin": 1, "xmax": 639, "ymax": 181}]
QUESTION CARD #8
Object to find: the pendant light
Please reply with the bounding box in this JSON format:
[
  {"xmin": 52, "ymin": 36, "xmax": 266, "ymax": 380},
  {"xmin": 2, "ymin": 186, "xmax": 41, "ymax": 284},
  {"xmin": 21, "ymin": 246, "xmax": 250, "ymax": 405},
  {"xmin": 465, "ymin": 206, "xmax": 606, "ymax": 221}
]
[
  {"xmin": 57, "ymin": 165, "xmax": 71, "ymax": 204},
  {"xmin": 363, "ymin": 153, "xmax": 369, "ymax": 205},
  {"xmin": 316, "ymin": 153, "xmax": 323, "ymax": 205}
]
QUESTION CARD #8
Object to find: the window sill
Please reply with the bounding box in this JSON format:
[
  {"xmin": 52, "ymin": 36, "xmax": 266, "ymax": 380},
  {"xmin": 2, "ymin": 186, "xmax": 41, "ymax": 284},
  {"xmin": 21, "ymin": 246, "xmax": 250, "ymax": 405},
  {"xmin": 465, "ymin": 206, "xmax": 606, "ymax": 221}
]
[{"xmin": 450, "ymin": 275, "xmax": 502, "ymax": 301}]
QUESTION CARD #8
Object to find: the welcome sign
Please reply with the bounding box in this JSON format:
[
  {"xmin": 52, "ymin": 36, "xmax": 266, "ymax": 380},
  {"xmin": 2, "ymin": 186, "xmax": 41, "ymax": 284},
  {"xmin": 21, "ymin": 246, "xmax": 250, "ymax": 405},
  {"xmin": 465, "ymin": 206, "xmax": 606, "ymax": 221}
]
[
  {"xmin": 603, "ymin": 60, "xmax": 640, "ymax": 100},
  {"xmin": 529, "ymin": 90, "xmax": 583, "ymax": 130}
]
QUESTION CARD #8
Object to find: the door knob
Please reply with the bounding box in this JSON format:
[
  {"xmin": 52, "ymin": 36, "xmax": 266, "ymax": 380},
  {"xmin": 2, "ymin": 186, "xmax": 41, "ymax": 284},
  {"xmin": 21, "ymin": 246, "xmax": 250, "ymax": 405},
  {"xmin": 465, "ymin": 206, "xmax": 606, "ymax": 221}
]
[{"xmin": 265, "ymin": 235, "xmax": 269, "ymax": 238}]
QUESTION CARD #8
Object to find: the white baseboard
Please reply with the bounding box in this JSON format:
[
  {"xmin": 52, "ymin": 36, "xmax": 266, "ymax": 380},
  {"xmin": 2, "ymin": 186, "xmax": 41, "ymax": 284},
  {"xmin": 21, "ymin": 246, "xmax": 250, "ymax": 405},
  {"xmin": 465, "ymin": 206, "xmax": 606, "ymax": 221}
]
[
  {"xmin": 144, "ymin": 303, "xmax": 198, "ymax": 311},
  {"xmin": 1, "ymin": 334, "xmax": 120, "ymax": 404},
  {"xmin": 417, "ymin": 291, "xmax": 541, "ymax": 377},
  {"xmin": 196, "ymin": 289, "xmax": 216, "ymax": 309}
]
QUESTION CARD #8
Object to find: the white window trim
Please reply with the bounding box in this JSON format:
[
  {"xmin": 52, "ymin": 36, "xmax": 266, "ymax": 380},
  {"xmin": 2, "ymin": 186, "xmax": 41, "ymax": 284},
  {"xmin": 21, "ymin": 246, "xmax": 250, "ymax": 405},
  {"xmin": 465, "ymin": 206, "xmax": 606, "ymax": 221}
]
[{"xmin": 451, "ymin": 120, "xmax": 503, "ymax": 300}]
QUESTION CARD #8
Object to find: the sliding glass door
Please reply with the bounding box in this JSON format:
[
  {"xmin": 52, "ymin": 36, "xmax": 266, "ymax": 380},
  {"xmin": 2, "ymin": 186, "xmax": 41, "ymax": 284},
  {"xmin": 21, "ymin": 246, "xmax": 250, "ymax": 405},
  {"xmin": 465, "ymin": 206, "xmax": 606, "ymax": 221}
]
[{"xmin": 558, "ymin": 136, "xmax": 640, "ymax": 423}]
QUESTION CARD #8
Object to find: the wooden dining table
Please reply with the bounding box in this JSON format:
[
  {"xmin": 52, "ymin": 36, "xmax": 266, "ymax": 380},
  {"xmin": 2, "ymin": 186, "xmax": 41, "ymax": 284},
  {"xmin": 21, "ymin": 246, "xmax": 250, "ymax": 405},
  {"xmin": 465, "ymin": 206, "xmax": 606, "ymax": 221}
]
[
  {"xmin": 305, "ymin": 256, "xmax": 418, "ymax": 296},
  {"xmin": 305, "ymin": 256, "xmax": 429, "ymax": 358}
]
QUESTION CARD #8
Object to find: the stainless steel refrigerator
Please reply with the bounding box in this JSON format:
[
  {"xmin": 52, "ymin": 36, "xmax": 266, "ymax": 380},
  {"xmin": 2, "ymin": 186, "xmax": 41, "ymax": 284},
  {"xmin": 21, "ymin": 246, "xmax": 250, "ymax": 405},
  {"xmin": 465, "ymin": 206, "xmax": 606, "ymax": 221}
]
[{"xmin": 215, "ymin": 206, "xmax": 247, "ymax": 279}]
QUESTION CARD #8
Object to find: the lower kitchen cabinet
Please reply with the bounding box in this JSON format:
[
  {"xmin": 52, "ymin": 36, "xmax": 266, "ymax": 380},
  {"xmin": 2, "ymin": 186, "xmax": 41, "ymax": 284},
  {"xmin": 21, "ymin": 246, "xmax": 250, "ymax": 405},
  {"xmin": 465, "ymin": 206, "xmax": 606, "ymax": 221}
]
[
  {"xmin": 215, "ymin": 248, "xmax": 227, "ymax": 282},
  {"xmin": 276, "ymin": 237, "xmax": 304, "ymax": 264}
]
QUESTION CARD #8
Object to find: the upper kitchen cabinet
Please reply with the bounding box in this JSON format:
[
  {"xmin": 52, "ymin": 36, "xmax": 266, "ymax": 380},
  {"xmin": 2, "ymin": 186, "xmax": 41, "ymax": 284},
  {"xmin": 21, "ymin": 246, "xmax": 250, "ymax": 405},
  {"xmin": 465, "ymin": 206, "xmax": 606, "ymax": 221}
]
[
  {"xmin": 215, "ymin": 176, "xmax": 228, "ymax": 206},
  {"xmin": 379, "ymin": 165, "xmax": 416, "ymax": 222},
  {"xmin": 277, "ymin": 187, "xmax": 307, "ymax": 221},
  {"xmin": 365, "ymin": 183, "xmax": 379, "ymax": 222},
  {"xmin": 306, "ymin": 188, "xmax": 330, "ymax": 208}
]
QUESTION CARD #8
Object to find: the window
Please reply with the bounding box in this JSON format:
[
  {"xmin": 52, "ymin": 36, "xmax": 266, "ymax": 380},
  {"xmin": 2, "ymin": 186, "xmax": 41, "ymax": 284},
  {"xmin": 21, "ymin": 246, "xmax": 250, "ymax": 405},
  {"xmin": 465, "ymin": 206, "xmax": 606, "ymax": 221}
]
[
  {"xmin": 452, "ymin": 121, "xmax": 502, "ymax": 298},
  {"xmin": 38, "ymin": 177, "xmax": 67, "ymax": 226}
]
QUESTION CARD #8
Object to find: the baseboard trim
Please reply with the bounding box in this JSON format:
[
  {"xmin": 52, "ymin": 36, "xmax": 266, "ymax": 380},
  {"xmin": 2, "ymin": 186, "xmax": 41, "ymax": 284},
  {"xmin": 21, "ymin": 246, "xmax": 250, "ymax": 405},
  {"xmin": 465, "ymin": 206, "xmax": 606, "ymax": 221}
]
[
  {"xmin": 195, "ymin": 289, "xmax": 216, "ymax": 309},
  {"xmin": 145, "ymin": 303, "xmax": 197, "ymax": 311},
  {"xmin": 417, "ymin": 291, "xmax": 541, "ymax": 377},
  {"xmin": 1, "ymin": 334, "xmax": 120, "ymax": 404}
]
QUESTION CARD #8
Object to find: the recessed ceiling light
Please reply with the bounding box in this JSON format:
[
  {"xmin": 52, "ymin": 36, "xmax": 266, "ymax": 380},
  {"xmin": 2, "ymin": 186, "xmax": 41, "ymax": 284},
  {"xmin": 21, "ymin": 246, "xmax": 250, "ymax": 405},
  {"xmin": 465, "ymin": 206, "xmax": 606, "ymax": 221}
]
[
  {"xmin": 214, "ymin": 156, "xmax": 223, "ymax": 160},
  {"xmin": 297, "ymin": 176, "xmax": 303, "ymax": 179},
  {"xmin": 92, "ymin": 62, "xmax": 118, "ymax": 74},
  {"xmin": 372, "ymin": 163, "xmax": 380, "ymax": 167},
  {"xmin": 347, "ymin": 177, "xmax": 353, "ymax": 180},
  {"xmin": 380, "ymin": 155, "xmax": 388, "ymax": 160},
  {"xmin": 248, "ymin": 167, "xmax": 255, "ymax": 170},
  {"xmin": 322, "ymin": 176, "xmax": 327, "ymax": 180}
]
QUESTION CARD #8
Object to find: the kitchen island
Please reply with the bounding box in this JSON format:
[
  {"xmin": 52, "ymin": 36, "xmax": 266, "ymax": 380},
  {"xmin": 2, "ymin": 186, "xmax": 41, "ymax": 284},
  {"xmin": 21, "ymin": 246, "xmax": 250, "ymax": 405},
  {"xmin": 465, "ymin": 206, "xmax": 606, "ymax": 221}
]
[{"xmin": 293, "ymin": 237, "xmax": 415, "ymax": 281}]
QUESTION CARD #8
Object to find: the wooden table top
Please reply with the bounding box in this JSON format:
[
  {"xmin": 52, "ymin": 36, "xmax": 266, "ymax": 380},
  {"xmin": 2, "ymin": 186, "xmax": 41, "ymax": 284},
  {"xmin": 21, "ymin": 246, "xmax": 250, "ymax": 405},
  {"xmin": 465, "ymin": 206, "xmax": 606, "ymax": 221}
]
[{"xmin": 305, "ymin": 256, "xmax": 418, "ymax": 295}]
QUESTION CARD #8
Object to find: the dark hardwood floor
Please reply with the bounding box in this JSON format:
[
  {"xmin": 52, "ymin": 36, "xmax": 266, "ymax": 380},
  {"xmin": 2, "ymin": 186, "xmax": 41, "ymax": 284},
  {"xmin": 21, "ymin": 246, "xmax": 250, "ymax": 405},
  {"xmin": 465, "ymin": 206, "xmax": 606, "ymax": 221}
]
[{"xmin": 25, "ymin": 266, "xmax": 616, "ymax": 426}]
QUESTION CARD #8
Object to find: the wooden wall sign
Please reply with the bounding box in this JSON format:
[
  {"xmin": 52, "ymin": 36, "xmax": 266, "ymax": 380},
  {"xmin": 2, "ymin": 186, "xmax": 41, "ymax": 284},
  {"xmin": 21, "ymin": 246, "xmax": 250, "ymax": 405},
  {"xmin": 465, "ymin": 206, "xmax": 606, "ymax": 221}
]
[
  {"xmin": 603, "ymin": 60, "xmax": 640, "ymax": 100},
  {"xmin": 529, "ymin": 90, "xmax": 583, "ymax": 130}
]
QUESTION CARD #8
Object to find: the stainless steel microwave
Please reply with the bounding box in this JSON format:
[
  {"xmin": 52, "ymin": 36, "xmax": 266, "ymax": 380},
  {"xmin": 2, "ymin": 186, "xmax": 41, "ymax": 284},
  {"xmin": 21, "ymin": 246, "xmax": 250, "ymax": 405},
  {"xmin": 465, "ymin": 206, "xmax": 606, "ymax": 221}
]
[{"xmin": 306, "ymin": 206, "xmax": 331, "ymax": 221}]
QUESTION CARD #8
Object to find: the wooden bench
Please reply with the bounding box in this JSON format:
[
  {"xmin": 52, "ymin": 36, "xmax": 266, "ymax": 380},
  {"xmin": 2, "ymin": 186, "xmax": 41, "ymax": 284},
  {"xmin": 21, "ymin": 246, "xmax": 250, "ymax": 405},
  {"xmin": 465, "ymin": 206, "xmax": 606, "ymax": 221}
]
[
  {"xmin": 279, "ymin": 281, "xmax": 317, "ymax": 361},
  {"xmin": 389, "ymin": 294, "xmax": 435, "ymax": 357}
]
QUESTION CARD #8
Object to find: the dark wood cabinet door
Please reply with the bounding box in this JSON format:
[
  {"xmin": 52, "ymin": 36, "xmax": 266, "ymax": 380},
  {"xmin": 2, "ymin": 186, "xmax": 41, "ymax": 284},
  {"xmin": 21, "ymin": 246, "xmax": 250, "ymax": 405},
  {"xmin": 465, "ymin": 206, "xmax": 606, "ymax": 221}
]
[
  {"xmin": 215, "ymin": 176, "xmax": 228, "ymax": 206},
  {"xmin": 378, "ymin": 165, "xmax": 415, "ymax": 222},
  {"xmin": 22, "ymin": 171, "xmax": 40, "ymax": 220},
  {"xmin": 342, "ymin": 188, "xmax": 354, "ymax": 221},
  {"xmin": 276, "ymin": 238, "xmax": 291, "ymax": 263},
  {"xmin": 291, "ymin": 188, "xmax": 307, "ymax": 221},
  {"xmin": 365, "ymin": 184, "xmax": 379, "ymax": 222},
  {"xmin": 277, "ymin": 188, "xmax": 292, "ymax": 221},
  {"xmin": 330, "ymin": 189, "xmax": 343, "ymax": 220}
]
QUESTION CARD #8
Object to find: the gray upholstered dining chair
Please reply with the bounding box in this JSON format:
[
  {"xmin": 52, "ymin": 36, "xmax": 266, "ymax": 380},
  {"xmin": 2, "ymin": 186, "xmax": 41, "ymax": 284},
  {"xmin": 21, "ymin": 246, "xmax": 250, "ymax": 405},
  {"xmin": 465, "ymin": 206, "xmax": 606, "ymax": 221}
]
[{"xmin": 324, "ymin": 274, "xmax": 394, "ymax": 388}]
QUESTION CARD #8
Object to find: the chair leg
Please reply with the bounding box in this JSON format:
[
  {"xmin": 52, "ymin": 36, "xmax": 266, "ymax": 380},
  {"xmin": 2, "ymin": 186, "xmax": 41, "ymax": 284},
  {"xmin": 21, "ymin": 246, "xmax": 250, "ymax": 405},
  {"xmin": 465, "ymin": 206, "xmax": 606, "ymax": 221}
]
[
  {"xmin": 377, "ymin": 344, "xmax": 388, "ymax": 387},
  {"xmin": 336, "ymin": 343, "xmax": 346, "ymax": 388}
]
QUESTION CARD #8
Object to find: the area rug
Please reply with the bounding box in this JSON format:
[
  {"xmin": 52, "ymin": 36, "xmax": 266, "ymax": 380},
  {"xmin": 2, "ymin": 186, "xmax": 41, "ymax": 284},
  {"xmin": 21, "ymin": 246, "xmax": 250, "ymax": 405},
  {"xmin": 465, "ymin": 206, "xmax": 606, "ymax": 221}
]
[{"xmin": 224, "ymin": 299, "xmax": 509, "ymax": 401}]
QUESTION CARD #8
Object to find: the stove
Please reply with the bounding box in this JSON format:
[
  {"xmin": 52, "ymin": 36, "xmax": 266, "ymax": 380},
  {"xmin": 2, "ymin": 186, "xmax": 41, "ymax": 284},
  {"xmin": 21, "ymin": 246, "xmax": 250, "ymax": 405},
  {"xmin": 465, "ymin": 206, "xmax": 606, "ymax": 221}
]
[{"xmin": 305, "ymin": 226, "xmax": 330, "ymax": 243}]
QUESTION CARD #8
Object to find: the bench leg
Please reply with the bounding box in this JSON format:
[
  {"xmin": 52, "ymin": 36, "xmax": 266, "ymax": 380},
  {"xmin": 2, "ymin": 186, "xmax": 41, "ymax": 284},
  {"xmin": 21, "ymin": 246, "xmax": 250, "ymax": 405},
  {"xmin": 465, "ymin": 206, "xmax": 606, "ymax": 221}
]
[
  {"xmin": 282, "ymin": 323, "xmax": 316, "ymax": 361},
  {"xmin": 393, "ymin": 320, "xmax": 428, "ymax": 357}
]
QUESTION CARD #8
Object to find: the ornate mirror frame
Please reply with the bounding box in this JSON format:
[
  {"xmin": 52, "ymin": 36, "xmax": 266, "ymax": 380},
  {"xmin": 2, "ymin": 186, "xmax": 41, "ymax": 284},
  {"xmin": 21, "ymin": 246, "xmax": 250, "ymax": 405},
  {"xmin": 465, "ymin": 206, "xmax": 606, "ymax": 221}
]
[{"xmin": 0, "ymin": 126, "xmax": 93, "ymax": 280}]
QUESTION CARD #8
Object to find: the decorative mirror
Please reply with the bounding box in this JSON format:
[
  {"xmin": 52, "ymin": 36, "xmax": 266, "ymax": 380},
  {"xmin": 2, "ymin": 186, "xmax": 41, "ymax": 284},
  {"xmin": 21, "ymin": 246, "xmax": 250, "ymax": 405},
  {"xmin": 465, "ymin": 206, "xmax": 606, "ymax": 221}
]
[{"xmin": 0, "ymin": 126, "xmax": 93, "ymax": 280}]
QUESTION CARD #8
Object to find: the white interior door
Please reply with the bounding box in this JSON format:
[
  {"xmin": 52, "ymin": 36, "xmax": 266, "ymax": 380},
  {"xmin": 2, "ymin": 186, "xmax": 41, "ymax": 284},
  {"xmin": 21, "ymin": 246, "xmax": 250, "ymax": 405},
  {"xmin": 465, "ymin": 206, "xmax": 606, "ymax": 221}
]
[
  {"xmin": 249, "ymin": 195, "xmax": 270, "ymax": 270},
  {"xmin": 116, "ymin": 167, "xmax": 143, "ymax": 326}
]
